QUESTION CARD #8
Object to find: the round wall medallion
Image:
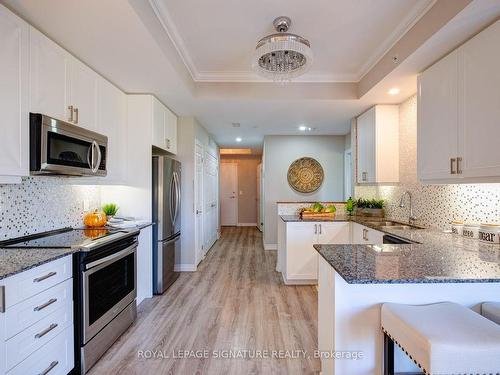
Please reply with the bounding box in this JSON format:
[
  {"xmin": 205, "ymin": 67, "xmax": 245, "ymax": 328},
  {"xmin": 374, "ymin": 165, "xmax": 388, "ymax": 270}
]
[{"xmin": 287, "ymin": 157, "xmax": 324, "ymax": 193}]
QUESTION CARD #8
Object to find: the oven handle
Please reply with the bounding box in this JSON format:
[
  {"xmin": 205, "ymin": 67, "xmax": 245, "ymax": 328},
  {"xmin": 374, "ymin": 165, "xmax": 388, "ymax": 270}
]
[{"xmin": 85, "ymin": 242, "xmax": 137, "ymax": 271}]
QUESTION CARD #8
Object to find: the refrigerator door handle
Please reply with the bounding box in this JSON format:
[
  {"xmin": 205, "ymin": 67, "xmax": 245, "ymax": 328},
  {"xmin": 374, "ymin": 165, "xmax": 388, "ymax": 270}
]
[
  {"xmin": 173, "ymin": 171, "xmax": 180, "ymax": 225},
  {"xmin": 169, "ymin": 172, "xmax": 175, "ymax": 225}
]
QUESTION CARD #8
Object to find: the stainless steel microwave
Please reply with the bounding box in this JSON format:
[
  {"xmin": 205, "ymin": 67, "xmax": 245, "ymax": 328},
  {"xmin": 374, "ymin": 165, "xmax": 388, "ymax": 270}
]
[{"xmin": 30, "ymin": 113, "xmax": 108, "ymax": 176}]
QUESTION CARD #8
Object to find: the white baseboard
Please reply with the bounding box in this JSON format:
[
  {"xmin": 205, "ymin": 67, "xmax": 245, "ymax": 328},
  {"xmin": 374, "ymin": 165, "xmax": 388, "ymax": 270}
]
[
  {"xmin": 174, "ymin": 264, "xmax": 197, "ymax": 272},
  {"xmin": 264, "ymin": 243, "xmax": 277, "ymax": 250},
  {"xmin": 237, "ymin": 223, "xmax": 257, "ymax": 227}
]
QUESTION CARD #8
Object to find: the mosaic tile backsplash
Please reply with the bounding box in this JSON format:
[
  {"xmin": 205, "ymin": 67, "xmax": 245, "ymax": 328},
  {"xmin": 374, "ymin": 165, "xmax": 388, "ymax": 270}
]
[
  {"xmin": 0, "ymin": 177, "xmax": 100, "ymax": 239},
  {"xmin": 355, "ymin": 95, "xmax": 500, "ymax": 230}
]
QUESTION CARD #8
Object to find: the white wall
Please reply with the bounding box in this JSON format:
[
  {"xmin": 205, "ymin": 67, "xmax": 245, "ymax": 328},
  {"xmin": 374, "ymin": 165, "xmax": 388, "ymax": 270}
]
[
  {"xmin": 262, "ymin": 135, "xmax": 346, "ymax": 247},
  {"xmin": 175, "ymin": 116, "xmax": 219, "ymax": 270}
]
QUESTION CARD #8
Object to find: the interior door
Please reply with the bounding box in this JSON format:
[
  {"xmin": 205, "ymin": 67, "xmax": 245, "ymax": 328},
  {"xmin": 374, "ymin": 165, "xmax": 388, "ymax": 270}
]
[
  {"xmin": 195, "ymin": 143, "xmax": 204, "ymax": 265},
  {"xmin": 204, "ymin": 152, "xmax": 218, "ymax": 252},
  {"xmin": 220, "ymin": 162, "xmax": 238, "ymax": 226}
]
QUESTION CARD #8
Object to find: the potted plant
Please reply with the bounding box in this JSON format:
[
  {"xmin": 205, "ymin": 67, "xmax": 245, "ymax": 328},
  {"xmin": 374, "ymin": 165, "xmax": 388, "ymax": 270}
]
[
  {"xmin": 102, "ymin": 203, "xmax": 119, "ymax": 220},
  {"xmin": 355, "ymin": 198, "xmax": 385, "ymax": 218}
]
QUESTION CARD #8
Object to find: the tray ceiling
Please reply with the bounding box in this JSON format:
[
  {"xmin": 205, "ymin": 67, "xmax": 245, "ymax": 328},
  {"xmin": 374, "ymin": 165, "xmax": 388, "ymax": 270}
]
[{"xmin": 150, "ymin": 0, "xmax": 434, "ymax": 82}]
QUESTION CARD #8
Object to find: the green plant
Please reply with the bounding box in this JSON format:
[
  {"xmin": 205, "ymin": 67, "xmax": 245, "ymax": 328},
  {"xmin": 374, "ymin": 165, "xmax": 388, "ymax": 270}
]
[
  {"xmin": 355, "ymin": 198, "xmax": 384, "ymax": 209},
  {"xmin": 102, "ymin": 203, "xmax": 119, "ymax": 216}
]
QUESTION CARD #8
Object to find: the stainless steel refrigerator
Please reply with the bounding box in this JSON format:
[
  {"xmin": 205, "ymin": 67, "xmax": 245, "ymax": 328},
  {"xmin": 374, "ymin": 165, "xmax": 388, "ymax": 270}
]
[{"xmin": 152, "ymin": 156, "xmax": 181, "ymax": 294}]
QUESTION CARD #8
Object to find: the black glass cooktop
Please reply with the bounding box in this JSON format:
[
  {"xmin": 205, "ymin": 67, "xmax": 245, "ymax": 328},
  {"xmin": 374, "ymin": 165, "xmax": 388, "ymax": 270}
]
[{"xmin": 0, "ymin": 227, "xmax": 120, "ymax": 248}]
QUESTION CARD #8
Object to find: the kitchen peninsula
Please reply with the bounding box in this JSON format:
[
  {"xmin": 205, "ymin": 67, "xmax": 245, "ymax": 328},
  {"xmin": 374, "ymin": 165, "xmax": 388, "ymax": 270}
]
[{"xmin": 282, "ymin": 215, "xmax": 500, "ymax": 374}]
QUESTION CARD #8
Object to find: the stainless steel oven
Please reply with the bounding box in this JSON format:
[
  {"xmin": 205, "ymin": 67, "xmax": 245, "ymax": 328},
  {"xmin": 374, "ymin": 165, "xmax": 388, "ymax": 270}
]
[
  {"xmin": 74, "ymin": 230, "xmax": 139, "ymax": 374},
  {"xmin": 30, "ymin": 113, "xmax": 107, "ymax": 176}
]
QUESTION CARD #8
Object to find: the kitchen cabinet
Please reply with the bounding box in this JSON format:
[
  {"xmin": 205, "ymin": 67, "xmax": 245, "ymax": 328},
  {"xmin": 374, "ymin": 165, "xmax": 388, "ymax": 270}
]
[
  {"xmin": 29, "ymin": 27, "xmax": 70, "ymax": 123},
  {"xmin": 417, "ymin": 50, "xmax": 459, "ymax": 181},
  {"xmin": 97, "ymin": 79, "xmax": 128, "ymax": 184},
  {"xmin": 0, "ymin": 256, "xmax": 74, "ymax": 375},
  {"xmin": 418, "ymin": 20, "xmax": 500, "ymax": 182},
  {"xmin": 152, "ymin": 96, "xmax": 178, "ymax": 154},
  {"xmin": 30, "ymin": 27, "xmax": 99, "ymax": 131},
  {"xmin": 351, "ymin": 223, "xmax": 384, "ymax": 244},
  {"xmin": 356, "ymin": 105, "xmax": 399, "ymax": 184},
  {"xmin": 279, "ymin": 221, "xmax": 350, "ymax": 284},
  {"xmin": 67, "ymin": 58, "xmax": 98, "ymax": 131},
  {"xmin": 0, "ymin": 5, "xmax": 29, "ymax": 182}
]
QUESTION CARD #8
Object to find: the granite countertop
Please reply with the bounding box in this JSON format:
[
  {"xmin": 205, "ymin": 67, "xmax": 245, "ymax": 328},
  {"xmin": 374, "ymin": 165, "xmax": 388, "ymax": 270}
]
[
  {"xmin": 280, "ymin": 214, "xmax": 500, "ymax": 284},
  {"xmin": 0, "ymin": 248, "xmax": 77, "ymax": 280},
  {"xmin": 0, "ymin": 224, "xmax": 152, "ymax": 280}
]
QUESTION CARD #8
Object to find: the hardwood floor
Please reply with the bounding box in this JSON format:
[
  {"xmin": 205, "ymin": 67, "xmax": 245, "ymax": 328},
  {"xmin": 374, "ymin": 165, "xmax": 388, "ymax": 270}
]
[{"xmin": 89, "ymin": 227, "xmax": 320, "ymax": 375}]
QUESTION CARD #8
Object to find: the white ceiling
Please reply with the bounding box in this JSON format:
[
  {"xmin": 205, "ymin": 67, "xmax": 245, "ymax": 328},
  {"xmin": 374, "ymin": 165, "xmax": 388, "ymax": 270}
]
[
  {"xmin": 151, "ymin": 0, "xmax": 433, "ymax": 82},
  {"xmin": 2, "ymin": 0, "xmax": 500, "ymax": 153}
]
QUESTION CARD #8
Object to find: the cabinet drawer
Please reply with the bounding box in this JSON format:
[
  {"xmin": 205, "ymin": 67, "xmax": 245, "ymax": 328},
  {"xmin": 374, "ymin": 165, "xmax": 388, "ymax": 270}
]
[
  {"xmin": 3, "ymin": 256, "xmax": 72, "ymax": 308},
  {"xmin": 5, "ymin": 278, "xmax": 72, "ymax": 340},
  {"xmin": 7, "ymin": 326, "xmax": 74, "ymax": 375},
  {"xmin": 5, "ymin": 305, "xmax": 72, "ymax": 370}
]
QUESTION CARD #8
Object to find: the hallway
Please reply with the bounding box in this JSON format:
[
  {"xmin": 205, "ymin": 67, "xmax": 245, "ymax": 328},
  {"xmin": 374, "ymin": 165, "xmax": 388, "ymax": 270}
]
[{"xmin": 89, "ymin": 227, "xmax": 320, "ymax": 374}]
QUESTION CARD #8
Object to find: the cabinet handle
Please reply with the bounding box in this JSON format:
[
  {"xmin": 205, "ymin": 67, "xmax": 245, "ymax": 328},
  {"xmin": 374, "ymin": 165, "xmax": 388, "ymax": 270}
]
[
  {"xmin": 166, "ymin": 138, "xmax": 170, "ymax": 149},
  {"xmin": 38, "ymin": 360, "xmax": 59, "ymax": 375},
  {"xmin": 450, "ymin": 158, "xmax": 456, "ymax": 174},
  {"xmin": 33, "ymin": 271, "xmax": 57, "ymax": 283},
  {"xmin": 363, "ymin": 228, "xmax": 368, "ymax": 241},
  {"xmin": 457, "ymin": 157, "xmax": 463, "ymax": 174},
  {"xmin": 68, "ymin": 105, "xmax": 74, "ymax": 122},
  {"xmin": 33, "ymin": 298, "xmax": 57, "ymax": 312},
  {"xmin": 74, "ymin": 107, "xmax": 79, "ymax": 124},
  {"xmin": 362, "ymin": 172, "xmax": 367, "ymax": 182},
  {"xmin": 34, "ymin": 323, "xmax": 58, "ymax": 339},
  {"xmin": 314, "ymin": 224, "xmax": 317, "ymax": 235},
  {"xmin": 319, "ymin": 224, "xmax": 322, "ymax": 235}
]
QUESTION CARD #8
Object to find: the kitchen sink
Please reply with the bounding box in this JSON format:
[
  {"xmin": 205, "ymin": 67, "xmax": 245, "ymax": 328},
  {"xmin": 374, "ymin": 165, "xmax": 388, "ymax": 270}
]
[{"xmin": 363, "ymin": 221, "xmax": 425, "ymax": 230}]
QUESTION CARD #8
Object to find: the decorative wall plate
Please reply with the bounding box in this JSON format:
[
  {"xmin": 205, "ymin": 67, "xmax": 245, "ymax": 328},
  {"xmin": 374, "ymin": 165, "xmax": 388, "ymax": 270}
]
[{"xmin": 287, "ymin": 157, "xmax": 324, "ymax": 193}]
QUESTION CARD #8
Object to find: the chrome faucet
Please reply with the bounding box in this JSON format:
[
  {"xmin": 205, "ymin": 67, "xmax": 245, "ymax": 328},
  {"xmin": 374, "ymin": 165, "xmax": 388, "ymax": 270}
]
[{"xmin": 399, "ymin": 191, "xmax": 417, "ymax": 224}]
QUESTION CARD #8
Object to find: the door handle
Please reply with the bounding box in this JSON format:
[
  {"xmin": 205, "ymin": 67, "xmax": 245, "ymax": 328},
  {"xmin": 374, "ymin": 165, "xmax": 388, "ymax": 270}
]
[
  {"xmin": 456, "ymin": 157, "xmax": 463, "ymax": 175},
  {"xmin": 450, "ymin": 158, "xmax": 456, "ymax": 174},
  {"xmin": 68, "ymin": 105, "xmax": 74, "ymax": 122}
]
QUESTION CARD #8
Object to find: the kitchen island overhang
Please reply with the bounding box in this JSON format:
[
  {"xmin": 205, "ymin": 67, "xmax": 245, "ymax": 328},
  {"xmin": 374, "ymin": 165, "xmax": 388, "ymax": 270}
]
[{"xmin": 314, "ymin": 236, "xmax": 500, "ymax": 375}]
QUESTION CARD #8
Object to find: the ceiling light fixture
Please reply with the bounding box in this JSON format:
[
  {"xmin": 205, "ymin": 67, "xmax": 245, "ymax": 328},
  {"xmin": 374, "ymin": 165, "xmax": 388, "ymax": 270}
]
[
  {"xmin": 388, "ymin": 87, "xmax": 400, "ymax": 95},
  {"xmin": 235, "ymin": 137, "xmax": 242, "ymax": 142},
  {"xmin": 299, "ymin": 125, "xmax": 312, "ymax": 131},
  {"xmin": 252, "ymin": 16, "xmax": 313, "ymax": 82}
]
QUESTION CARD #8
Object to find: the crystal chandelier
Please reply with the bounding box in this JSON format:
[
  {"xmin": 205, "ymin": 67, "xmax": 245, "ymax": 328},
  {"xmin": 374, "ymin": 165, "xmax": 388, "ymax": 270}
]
[{"xmin": 252, "ymin": 16, "xmax": 313, "ymax": 82}]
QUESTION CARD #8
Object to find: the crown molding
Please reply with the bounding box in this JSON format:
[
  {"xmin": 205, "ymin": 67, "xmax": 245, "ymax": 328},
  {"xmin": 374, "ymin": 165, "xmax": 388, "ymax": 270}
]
[{"xmin": 149, "ymin": 0, "xmax": 435, "ymax": 83}]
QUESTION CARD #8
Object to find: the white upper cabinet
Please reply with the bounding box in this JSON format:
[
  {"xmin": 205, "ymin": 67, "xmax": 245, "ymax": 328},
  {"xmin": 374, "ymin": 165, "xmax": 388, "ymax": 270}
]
[
  {"xmin": 30, "ymin": 27, "xmax": 99, "ymax": 130},
  {"xmin": 152, "ymin": 96, "xmax": 177, "ymax": 154},
  {"xmin": 417, "ymin": 50, "xmax": 459, "ymax": 181},
  {"xmin": 97, "ymin": 79, "xmax": 127, "ymax": 184},
  {"xmin": 0, "ymin": 5, "xmax": 29, "ymax": 181},
  {"xmin": 418, "ymin": 20, "xmax": 500, "ymax": 182},
  {"xmin": 357, "ymin": 105, "xmax": 399, "ymax": 184},
  {"xmin": 67, "ymin": 58, "xmax": 98, "ymax": 131},
  {"xmin": 29, "ymin": 27, "xmax": 70, "ymax": 123},
  {"xmin": 459, "ymin": 20, "xmax": 500, "ymax": 179}
]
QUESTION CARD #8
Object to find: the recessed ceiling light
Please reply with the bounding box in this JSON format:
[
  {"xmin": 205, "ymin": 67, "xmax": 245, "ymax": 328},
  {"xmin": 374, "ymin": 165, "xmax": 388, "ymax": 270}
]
[
  {"xmin": 231, "ymin": 122, "xmax": 241, "ymax": 128},
  {"xmin": 299, "ymin": 125, "xmax": 312, "ymax": 131},
  {"xmin": 235, "ymin": 137, "xmax": 242, "ymax": 142},
  {"xmin": 388, "ymin": 87, "xmax": 400, "ymax": 95}
]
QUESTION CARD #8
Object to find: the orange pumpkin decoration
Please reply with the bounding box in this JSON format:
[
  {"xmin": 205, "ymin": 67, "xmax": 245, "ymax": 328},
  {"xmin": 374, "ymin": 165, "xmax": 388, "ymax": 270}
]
[{"xmin": 83, "ymin": 210, "xmax": 107, "ymax": 227}]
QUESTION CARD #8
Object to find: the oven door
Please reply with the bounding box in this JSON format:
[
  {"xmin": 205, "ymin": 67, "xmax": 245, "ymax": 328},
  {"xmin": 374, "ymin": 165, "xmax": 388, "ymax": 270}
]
[{"xmin": 82, "ymin": 243, "xmax": 137, "ymax": 343}]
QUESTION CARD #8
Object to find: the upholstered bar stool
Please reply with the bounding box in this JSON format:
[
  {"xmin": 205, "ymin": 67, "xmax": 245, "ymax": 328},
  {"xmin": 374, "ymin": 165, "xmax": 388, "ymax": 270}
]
[
  {"xmin": 381, "ymin": 302, "xmax": 500, "ymax": 375},
  {"xmin": 482, "ymin": 302, "xmax": 500, "ymax": 325}
]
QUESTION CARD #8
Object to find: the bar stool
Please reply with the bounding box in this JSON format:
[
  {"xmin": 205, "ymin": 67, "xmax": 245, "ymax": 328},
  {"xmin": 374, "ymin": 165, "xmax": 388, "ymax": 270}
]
[
  {"xmin": 482, "ymin": 302, "xmax": 500, "ymax": 325},
  {"xmin": 381, "ymin": 302, "xmax": 500, "ymax": 375}
]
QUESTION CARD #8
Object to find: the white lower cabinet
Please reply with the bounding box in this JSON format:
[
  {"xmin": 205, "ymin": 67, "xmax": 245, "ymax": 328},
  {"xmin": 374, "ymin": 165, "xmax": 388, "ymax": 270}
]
[
  {"xmin": 0, "ymin": 256, "xmax": 74, "ymax": 375},
  {"xmin": 351, "ymin": 223, "xmax": 384, "ymax": 244},
  {"xmin": 279, "ymin": 221, "xmax": 385, "ymax": 285},
  {"xmin": 281, "ymin": 221, "xmax": 350, "ymax": 284}
]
